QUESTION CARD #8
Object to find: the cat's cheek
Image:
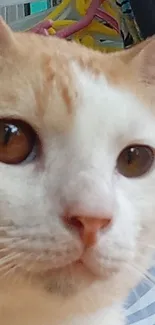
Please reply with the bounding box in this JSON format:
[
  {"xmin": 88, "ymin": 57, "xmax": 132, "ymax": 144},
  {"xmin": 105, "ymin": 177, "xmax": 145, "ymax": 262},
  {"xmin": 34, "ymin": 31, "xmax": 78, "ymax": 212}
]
[
  {"xmin": 112, "ymin": 176, "xmax": 155, "ymax": 273},
  {"xmin": 81, "ymin": 200, "xmax": 137, "ymax": 278}
]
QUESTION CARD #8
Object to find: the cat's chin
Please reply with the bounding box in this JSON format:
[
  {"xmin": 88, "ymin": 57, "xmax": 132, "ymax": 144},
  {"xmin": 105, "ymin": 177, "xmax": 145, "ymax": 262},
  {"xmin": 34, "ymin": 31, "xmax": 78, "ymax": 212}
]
[
  {"xmin": 24, "ymin": 259, "xmax": 118, "ymax": 296},
  {"xmin": 39, "ymin": 261, "xmax": 102, "ymax": 295}
]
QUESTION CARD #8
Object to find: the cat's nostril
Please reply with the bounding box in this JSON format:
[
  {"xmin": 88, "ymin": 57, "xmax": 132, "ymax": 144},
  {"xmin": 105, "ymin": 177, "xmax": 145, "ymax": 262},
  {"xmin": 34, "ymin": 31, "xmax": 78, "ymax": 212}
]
[
  {"xmin": 69, "ymin": 216, "xmax": 84, "ymax": 230},
  {"xmin": 63, "ymin": 214, "xmax": 112, "ymax": 247}
]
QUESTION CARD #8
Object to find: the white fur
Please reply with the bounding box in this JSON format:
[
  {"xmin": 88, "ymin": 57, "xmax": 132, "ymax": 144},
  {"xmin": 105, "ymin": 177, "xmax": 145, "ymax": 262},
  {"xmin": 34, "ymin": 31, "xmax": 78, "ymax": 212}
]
[{"xmin": 0, "ymin": 61, "xmax": 155, "ymax": 325}]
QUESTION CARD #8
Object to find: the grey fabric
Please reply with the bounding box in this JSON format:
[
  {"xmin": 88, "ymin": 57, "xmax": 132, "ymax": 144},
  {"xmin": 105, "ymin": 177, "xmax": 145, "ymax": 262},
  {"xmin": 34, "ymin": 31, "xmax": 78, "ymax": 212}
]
[{"xmin": 126, "ymin": 267, "xmax": 155, "ymax": 324}]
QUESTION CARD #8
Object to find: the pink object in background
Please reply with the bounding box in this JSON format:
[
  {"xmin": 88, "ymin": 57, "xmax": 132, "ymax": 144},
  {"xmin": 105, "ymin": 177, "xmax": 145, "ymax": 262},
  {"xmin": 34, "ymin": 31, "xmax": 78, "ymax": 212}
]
[
  {"xmin": 55, "ymin": 0, "xmax": 102, "ymax": 38},
  {"xmin": 28, "ymin": 0, "xmax": 119, "ymax": 39},
  {"xmin": 29, "ymin": 20, "xmax": 53, "ymax": 36},
  {"xmin": 96, "ymin": 8, "xmax": 119, "ymax": 33}
]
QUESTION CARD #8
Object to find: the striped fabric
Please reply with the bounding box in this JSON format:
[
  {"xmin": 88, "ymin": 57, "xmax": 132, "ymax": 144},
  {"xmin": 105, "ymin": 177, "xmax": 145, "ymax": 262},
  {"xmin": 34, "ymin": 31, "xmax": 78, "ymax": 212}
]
[{"xmin": 126, "ymin": 267, "xmax": 155, "ymax": 324}]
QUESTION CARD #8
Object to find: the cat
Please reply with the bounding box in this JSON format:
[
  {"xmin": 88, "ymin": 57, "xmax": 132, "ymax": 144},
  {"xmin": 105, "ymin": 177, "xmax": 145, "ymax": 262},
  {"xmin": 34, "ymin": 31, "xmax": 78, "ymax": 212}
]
[{"xmin": 0, "ymin": 16, "xmax": 154, "ymax": 325}]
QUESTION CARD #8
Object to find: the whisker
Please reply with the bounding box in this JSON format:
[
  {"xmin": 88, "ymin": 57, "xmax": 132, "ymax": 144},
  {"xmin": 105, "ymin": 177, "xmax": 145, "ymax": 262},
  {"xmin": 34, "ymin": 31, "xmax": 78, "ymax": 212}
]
[
  {"xmin": 0, "ymin": 252, "xmax": 27, "ymax": 280},
  {"xmin": 0, "ymin": 247, "xmax": 11, "ymax": 252},
  {"xmin": 0, "ymin": 226, "xmax": 14, "ymax": 232},
  {"xmin": 126, "ymin": 262, "xmax": 155, "ymax": 288},
  {"xmin": 138, "ymin": 241, "xmax": 155, "ymax": 250},
  {"xmin": 142, "ymin": 269, "xmax": 155, "ymax": 286},
  {"xmin": 0, "ymin": 261, "xmax": 17, "ymax": 275},
  {"xmin": 9, "ymin": 238, "xmax": 30, "ymax": 246},
  {"xmin": 1, "ymin": 264, "xmax": 19, "ymax": 280},
  {"xmin": 0, "ymin": 236, "xmax": 29, "ymax": 242},
  {"xmin": 0, "ymin": 238, "xmax": 17, "ymax": 244},
  {"xmin": 19, "ymin": 252, "xmax": 38, "ymax": 273},
  {"xmin": 0, "ymin": 252, "xmax": 22, "ymax": 266}
]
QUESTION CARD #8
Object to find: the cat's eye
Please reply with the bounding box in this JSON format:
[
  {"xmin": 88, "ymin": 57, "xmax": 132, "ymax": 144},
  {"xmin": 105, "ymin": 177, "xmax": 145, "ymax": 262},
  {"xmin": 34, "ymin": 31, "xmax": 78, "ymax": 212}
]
[
  {"xmin": 117, "ymin": 145, "xmax": 154, "ymax": 178},
  {"xmin": 0, "ymin": 119, "xmax": 36, "ymax": 164}
]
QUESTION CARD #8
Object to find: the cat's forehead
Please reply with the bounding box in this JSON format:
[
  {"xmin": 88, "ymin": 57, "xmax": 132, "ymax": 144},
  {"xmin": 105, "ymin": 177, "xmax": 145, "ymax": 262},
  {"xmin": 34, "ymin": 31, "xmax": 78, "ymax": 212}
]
[
  {"xmin": 0, "ymin": 22, "xmax": 154, "ymax": 134},
  {"xmin": 0, "ymin": 31, "xmax": 124, "ymax": 128},
  {"xmin": 0, "ymin": 32, "xmax": 79, "ymax": 129}
]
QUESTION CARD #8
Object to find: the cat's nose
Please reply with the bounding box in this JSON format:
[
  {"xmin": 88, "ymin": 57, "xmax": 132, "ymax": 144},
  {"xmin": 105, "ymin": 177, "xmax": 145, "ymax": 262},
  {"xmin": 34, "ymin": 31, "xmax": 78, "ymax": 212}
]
[{"xmin": 64, "ymin": 215, "xmax": 111, "ymax": 247}]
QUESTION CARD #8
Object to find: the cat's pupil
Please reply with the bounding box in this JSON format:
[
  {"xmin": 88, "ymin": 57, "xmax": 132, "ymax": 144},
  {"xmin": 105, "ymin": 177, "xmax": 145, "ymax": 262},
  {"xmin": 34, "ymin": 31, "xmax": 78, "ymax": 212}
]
[
  {"xmin": 127, "ymin": 148, "xmax": 134, "ymax": 164},
  {"xmin": 126, "ymin": 147, "xmax": 140, "ymax": 165},
  {"xmin": 2, "ymin": 124, "xmax": 18, "ymax": 146}
]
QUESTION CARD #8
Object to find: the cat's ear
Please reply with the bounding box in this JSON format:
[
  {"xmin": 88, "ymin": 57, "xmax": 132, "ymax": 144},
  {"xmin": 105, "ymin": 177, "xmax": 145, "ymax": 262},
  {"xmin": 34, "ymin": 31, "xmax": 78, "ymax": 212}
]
[
  {"xmin": 0, "ymin": 16, "xmax": 15, "ymax": 52},
  {"xmin": 120, "ymin": 36, "xmax": 155, "ymax": 85},
  {"xmin": 138, "ymin": 37, "xmax": 155, "ymax": 85},
  {"xmin": 119, "ymin": 37, "xmax": 154, "ymax": 64}
]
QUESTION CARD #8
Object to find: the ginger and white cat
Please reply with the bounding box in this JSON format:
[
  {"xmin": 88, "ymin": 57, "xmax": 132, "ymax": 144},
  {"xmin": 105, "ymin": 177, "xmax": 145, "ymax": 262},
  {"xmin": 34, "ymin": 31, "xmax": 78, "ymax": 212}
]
[{"xmin": 0, "ymin": 17, "xmax": 155, "ymax": 325}]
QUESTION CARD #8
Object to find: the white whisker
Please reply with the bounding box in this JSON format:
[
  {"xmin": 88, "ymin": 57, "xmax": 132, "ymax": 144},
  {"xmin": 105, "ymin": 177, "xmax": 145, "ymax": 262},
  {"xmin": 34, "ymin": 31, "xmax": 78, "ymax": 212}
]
[
  {"xmin": 1, "ymin": 264, "xmax": 19, "ymax": 280},
  {"xmin": 0, "ymin": 261, "xmax": 17, "ymax": 275},
  {"xmin": 126, "ymin": 262, "xmax": 155, "ymax": 288},
  {"xmin": 0, "ymin": 247, "xmax": 12, "ymax": 254},
  {"xmin": 0, "ymin": 252, "xmax": 21, "ymax": 266},
  {"xmin": 138, "ymin": 241, "xmax": 155, "ymax": 250},
  {"xmin": 20, "ymin": 252, "xmax": 38, "ymax": 273},
  {"xmin": 0, "ymin": 238, "xmax": 17, "ymax": 244}
]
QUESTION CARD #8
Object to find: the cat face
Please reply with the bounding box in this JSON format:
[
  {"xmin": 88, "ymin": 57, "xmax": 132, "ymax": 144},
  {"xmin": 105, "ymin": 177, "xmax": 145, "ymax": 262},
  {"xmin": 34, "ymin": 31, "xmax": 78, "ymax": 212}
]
[{"xmin": 0, "ymin": 19, "xmax": 154, "ymax": 299}]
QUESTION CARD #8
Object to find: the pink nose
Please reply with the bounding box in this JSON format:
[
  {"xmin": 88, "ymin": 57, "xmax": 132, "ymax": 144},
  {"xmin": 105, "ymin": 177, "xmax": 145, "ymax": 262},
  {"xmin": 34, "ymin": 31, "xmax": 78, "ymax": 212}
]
[{"xmin": 64, "ymin": 214, "xmax": 112, "ymax": 247}]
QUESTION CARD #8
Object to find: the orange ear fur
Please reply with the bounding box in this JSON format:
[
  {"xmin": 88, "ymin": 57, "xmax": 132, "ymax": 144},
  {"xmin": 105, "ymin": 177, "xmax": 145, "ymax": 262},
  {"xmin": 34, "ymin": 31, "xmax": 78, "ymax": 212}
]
[{"xmin": 0, "ymin": 17, "xmax": 15, "ymax": 53}]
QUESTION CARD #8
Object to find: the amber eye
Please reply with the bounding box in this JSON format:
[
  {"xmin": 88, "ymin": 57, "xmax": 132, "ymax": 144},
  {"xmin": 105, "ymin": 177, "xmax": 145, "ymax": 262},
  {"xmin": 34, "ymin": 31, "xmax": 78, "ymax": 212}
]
[
  {"xmin": 0, "ymin": 119, "xmax": 36, "ymax": 164},
  {"xmin": 117, "ymin": 145, "xmax": 154, "ymax": 178}
]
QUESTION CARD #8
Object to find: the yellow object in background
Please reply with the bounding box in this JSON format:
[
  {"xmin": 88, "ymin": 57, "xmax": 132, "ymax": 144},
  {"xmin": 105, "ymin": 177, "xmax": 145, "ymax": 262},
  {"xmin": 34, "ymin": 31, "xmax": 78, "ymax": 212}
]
[{"xmin": 30, "ymin": 0, "xmax": 124, "ymax": 52}]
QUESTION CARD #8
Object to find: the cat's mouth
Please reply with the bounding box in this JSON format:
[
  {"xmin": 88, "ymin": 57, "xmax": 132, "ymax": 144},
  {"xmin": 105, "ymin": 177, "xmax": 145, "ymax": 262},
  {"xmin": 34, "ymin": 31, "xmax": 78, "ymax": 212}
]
[
  {"xmin": 44, "ymin": 259, "xmax": 89, "ymax": 275},
  {"xmin": 23, "ymin": 254, "xmax": 102, "ymax": 283},
  {"xmin": 38, "ymin": 258, "xmax": 119, "ymax": 296},
  {"xmin": 0, "ymin": 245, "xmax": 120, "ymax": 296},
  {"xmin": 41, "ymin": 259, "xmax": 99, "ymax": 294},
  {"xmin": 35, "ymin": 258, "xmax": 95, "ymax": 276},
  {"xmin": 33, "ymin": 257, "xmax": 117, "ymax": 281}
]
